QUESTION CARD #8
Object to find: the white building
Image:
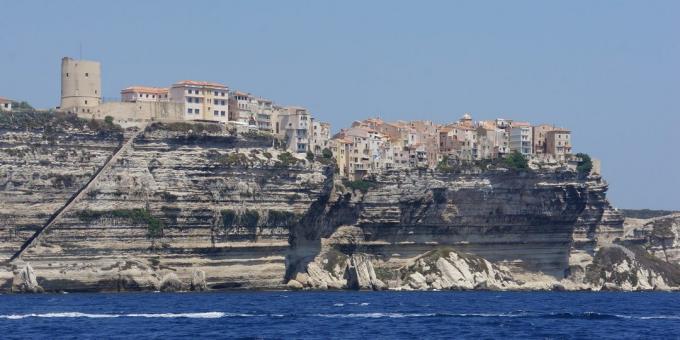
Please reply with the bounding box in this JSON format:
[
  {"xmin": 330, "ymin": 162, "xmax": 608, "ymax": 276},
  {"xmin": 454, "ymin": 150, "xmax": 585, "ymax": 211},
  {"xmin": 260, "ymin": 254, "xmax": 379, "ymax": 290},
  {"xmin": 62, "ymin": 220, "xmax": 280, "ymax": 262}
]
[
  {"xmin": 510, "ymin": 122, "xmax": 533, "ymax": 155},
  {"xmin": 169, "ymin": 80, "xmax": 229, "ymax": 123},
  {"xmin": 0, "ymin": 97, "xmax": 12, "ymax": 111},
  {"xmin": 121, "ymin": 87, "xmax": 169, "ymax": 103},
  {"xmin": 276, "ymin": 106, "xmax": 311, "ymax": 153}
]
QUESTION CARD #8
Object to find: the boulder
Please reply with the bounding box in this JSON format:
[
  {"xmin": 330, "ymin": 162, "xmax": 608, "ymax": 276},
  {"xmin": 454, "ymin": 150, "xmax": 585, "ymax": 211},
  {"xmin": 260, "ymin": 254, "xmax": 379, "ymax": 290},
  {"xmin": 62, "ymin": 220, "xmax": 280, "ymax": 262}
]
[
  {"xmin": 286, "ymin": 279, "xmax": 304, "ymax": 290},
  {"xmin": 12, "ymin": 263, "xmax": 43, "ymax": 293},
  {"xmin": 190, "ymin": 269, "xmax": 207, "ymax": 291},
  {"xmin": 159, "ymin": 273, "xmax": 184, "ymax": 292}
]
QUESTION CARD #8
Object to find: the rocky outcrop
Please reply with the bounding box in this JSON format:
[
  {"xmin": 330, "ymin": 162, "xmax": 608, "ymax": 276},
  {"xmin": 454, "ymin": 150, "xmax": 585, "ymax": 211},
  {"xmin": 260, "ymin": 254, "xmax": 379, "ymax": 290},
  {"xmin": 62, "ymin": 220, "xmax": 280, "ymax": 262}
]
[
  {"xmin": 582, "ymin": 244, "xmax": 680, "ymax": 291},
  {"xmin": 12, "ymin": 263, "xmax": 43, "ymax": 293},
  {"xmin": 5, "ymin": 112, "xmax": 670, "ymax": 293},
  {"xmin": 399, "ymin": 248, "xmax": 516, "ymax": 290}
]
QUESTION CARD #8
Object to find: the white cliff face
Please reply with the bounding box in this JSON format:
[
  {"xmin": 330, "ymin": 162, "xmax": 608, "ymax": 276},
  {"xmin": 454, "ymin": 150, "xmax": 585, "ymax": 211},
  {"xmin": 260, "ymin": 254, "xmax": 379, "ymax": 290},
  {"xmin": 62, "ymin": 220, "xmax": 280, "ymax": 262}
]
[{"xmin": 5, "ymin": 113, "xmax": 677, "ymax": 293}]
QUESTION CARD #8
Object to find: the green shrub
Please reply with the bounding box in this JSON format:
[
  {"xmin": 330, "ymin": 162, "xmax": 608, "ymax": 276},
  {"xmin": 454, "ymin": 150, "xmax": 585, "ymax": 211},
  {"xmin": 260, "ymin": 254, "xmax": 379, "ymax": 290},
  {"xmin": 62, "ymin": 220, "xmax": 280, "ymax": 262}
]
[
  {"xmin": 277, "ymin": 152, "xmax": 299, "ymax": 166},
  {"xmin": 216, "ymin": 152, "xmax": 250, "ymax": 167},
  {"xmin": 240, "ymin": 210, "xmax": 260, "ymax": 227},
  {"xmin": 503, "ymin": 151, "xmax": 529, "ymax": 170},
  {"xmin": 267, "ymin": 210, "xmax": 299, "ymax": 227},
  {"xmin": 322, "ymin": 148, "xmax": 333, "ymax": 159},
  {"xmin": 306, "ymin": 151, "xmax": 315, "ymax": 161},
  {"xmin": 576, "ymin": 153, "xmax": 593, "ymax": 175},
  {"xmin": 221, "ymin": 209, "xmax": 237, "ymax": 227},
  {"xmin": 222, "ymin": 209, "xmax": 260, "ymax": 228},
  {"xmin": 436, "ymin": 156, "xmax": 454, "ymax": 173},
  {"xmin": 104, "ymin": 116, "xmax": 114, "ymax": 125},
  {"xmin": 342, "ymin": 179, "xmax": 377, "ymax": 193},
  {"xmin": 76, "ymin": 209, "xmax": 165, "ymax": 239}
]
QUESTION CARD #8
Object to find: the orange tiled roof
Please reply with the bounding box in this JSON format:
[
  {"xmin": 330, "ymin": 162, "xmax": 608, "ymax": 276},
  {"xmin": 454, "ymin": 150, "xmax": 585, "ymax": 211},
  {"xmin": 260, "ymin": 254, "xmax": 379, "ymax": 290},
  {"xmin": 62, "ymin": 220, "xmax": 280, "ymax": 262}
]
[{"xmin": 0, "ymin": 97, "xmax": 12, "ymax": 103}]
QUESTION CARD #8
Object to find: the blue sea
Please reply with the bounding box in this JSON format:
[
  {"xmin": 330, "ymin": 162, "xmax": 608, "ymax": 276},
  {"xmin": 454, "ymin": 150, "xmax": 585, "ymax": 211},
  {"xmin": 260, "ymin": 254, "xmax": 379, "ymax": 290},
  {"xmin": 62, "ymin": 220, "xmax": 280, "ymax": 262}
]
[{"xmin": 1, "ymin": 292, "xmax": 679, "ymax": 339}]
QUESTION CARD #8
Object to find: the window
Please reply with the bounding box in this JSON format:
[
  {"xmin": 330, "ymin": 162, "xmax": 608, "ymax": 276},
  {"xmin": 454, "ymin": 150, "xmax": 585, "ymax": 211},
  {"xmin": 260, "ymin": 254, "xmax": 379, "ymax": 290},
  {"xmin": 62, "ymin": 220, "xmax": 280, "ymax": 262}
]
[
  {"xmin": 66, "ymin": 73, "xmax": 69, "ymax": 77},
  {"xmin": 195, "ymin": 109, "xmax": 199, "ymax": 114},
  {"xmin": 187, "ymin": 97, "xmax": 191, "ymax": 103},
  {"xmin": 214, "ymin": 110, "xmax": 219, "ymax": 116},
  {"xmin": 85, "ymin": 72, "xmax": 89, "ymax": 77},
  {"xmin": 214, "ymin": 91, "xmax": 218, "ymax": 96},
  {"xmin": 84, "ymin": 100, "xmax": 88, "ymax": 105},
  {"xmin": 188, "ymin": 108, "xmax": 193, "ymax": 114}
]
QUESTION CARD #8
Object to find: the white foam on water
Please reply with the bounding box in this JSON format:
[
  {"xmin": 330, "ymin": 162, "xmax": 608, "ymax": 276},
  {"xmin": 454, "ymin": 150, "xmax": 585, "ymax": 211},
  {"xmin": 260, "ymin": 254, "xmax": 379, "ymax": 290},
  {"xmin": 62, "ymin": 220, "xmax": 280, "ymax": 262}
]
[
  {"xmin": 125, "ymin": 312, "xmax": 230, "ymax": 318},
  {"xmin": 333, "ymin": 303, "xmax": 344, "ymax": 307},
  {"xmin": 0, "ymin": 312, "xmax": 118, "ymax": 319},
  {"xmin": 0, "ymin": 311, "xmax": 238, "ymax": 319},
  {"xmin": 316, "ymin": 313, "xmax": 436, "ymax": 318},
  {"xmin": 638, "ymin": 315, "xmax": 680, "ymax": 320}
]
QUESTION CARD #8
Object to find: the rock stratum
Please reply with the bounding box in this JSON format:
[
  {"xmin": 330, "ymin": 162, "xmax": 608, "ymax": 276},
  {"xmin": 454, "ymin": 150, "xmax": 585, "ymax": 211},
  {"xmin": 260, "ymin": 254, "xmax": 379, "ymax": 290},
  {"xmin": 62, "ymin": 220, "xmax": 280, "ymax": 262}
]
[{"xmin": 1, "ymin": 112, "xmax": 678, "ymax": 292}]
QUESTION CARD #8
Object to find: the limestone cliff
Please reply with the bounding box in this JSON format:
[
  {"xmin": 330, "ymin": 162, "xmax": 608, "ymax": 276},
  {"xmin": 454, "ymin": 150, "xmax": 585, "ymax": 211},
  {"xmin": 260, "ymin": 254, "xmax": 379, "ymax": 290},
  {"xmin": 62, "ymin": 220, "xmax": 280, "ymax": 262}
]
[{"xmin": 2, "ymin": 112, "xmax": 675, "ymax": 292}]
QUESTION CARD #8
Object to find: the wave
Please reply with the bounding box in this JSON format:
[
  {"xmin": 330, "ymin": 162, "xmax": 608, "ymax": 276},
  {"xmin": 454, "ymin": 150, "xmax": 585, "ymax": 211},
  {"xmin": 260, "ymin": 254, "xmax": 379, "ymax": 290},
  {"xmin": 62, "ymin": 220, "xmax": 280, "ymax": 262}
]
[
  {"xmin": 0, "ymin": 312, "xmax": 242, "ymax": 319},
  {"xmin": 1, "ymin": 311, "xmax": 678, "ymax": 321}
]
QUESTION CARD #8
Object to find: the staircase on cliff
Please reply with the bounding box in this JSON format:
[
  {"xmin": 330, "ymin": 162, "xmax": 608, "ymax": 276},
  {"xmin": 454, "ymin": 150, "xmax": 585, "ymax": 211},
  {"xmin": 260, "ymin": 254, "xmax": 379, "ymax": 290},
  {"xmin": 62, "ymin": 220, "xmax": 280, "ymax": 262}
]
[{"xmin": 8, "ymin": 126, "xmax": 145, "ymax": 263}]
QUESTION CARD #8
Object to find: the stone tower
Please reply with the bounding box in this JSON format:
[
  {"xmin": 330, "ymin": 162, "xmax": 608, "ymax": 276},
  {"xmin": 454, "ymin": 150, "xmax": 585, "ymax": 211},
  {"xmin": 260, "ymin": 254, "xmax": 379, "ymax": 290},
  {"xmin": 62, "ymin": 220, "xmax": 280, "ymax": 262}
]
[{"xmin": 60, "ymin": 57, "xmax": 101, "ymax": 111}]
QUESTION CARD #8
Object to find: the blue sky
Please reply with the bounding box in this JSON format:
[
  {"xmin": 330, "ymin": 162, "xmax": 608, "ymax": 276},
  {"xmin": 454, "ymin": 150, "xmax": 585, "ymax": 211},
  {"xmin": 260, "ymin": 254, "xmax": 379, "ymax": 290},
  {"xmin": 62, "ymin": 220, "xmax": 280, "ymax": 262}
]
[{"xmin": 0, "ymin": 1, "xmax": 678, "ymax": 210}]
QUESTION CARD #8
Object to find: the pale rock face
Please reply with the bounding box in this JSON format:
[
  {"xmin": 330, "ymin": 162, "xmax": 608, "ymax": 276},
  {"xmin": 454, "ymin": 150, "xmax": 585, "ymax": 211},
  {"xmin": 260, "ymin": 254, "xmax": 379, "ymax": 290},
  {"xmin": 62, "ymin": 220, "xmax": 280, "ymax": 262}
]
[
  {"xmin": 400, "ymin": 248, "xmax": 517, "ymax": 291},
  {"xmin": 191, "ymin": 269, "xmax": 207, "ymax": 291},
  {"xmin": 5, "ymin": 117, "xmax": 678, "ymax": 292},
  {"xmin": 12, "ymin": 263, "xmax": 43, "ymax": 293}
]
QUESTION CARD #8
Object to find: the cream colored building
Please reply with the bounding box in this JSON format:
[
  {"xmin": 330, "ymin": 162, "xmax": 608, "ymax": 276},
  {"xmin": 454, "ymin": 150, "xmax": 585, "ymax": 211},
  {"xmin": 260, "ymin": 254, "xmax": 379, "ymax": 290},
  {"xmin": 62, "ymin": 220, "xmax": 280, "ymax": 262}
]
[
  {"xmin": 0, "ymin": 97, "xmax": 12, "ymax": 111},
  {"xmin": 121, "ymin": 86, "xmax": 169, "ymax": 102},
  {"xmin": 276, "ymin": 106, "xmax": 311, "ymax": 153},
  {"xmin": 169, "ymin": 80, "xmax": 229, "ymax": 123},
  {"xmin": 545, "ymin": 129, "xmax": 572, "ymax": 161},
  {"xmin": 310, "ymin": 120, "xmax": 331, "ymax": 155},
  {"xmin": 60, "ymin": 57, "xmax": 101, "ymax": 114}
]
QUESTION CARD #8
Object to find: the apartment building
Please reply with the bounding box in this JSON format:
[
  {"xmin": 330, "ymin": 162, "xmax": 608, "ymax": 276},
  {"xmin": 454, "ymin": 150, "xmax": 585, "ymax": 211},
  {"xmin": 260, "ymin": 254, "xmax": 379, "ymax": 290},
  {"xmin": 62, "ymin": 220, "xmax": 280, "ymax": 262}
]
[
  {"xmin": 545, "ymin": 129, "xmax": 572, "ymax": 161},
  {"xmin": 509, "ymin": 122, "xmax": 533, "ymax": 155},
  {"xmin": 532, "ymin": 124, "xmax": 555, "ymax": 155},
  {"xmin": 169, "ymin": 80, "xmax": 229, "ymax": 123},
  {"xmin": 276, "ymin": 106, "xmax": 311, "ymax": 153}
]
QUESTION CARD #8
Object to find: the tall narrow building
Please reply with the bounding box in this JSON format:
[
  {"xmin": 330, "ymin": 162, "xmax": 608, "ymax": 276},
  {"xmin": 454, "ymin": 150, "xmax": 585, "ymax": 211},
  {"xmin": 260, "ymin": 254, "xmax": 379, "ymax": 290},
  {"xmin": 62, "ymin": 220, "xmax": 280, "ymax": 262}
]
[{"xmin": 60, "ymin": 57, "xmax": 101, "ymax": 112}]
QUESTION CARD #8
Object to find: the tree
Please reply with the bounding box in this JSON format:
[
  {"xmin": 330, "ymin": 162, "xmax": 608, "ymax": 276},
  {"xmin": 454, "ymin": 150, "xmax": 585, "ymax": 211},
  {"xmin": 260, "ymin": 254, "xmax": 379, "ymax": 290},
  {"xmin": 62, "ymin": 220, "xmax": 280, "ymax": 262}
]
[
  {"xmin": 576, "ymin": 153, "xmax": 593, "ymax": 175},
  {"xmin": 104, "ymin": 115, "xmax": 114, "ymax": 125},
  {"xmin": 322, "ymin": 148, "xmax": 333, "ymax": 159},
  {"xmin": 306, "ymin": 150, "xmax": 315, "ymax": 161},
  {"xmin": 504, "ymin": 151, "xmax": 529, "ymax": 170}
]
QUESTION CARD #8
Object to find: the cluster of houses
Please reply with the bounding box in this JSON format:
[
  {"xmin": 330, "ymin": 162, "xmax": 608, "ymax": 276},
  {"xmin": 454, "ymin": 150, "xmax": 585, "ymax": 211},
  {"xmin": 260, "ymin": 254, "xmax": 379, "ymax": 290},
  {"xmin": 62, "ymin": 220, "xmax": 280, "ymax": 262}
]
[
  {"xmin": 330, "ymin": 114, "xmax": 573, "ymax": 179},
  {"xmin": 117, "ymin": 82, "xmax": 331, "ymax": 155},
  {"xmin": 3, "ymin": 57, "xmax": 577, "ymax": 178},
  {"xmin": 55, "ymin": 57, "xmax": 331, "ymax": 156}
]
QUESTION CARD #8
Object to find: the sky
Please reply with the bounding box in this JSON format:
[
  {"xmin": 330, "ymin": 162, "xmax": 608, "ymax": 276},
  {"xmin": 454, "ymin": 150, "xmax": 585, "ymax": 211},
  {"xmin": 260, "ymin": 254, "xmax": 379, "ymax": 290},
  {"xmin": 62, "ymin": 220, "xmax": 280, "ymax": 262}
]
[{"xmin": 0, "ymin": 1, "xmax": 678, "ymax": 210}]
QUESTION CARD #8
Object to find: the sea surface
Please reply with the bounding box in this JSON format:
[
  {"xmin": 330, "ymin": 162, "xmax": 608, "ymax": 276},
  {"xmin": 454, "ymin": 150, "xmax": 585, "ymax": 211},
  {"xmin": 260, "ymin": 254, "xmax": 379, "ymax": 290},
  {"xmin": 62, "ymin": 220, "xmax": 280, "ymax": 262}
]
[{"xmin": 1, "ymin": 291, "xmax": 679, "ymax": 339}]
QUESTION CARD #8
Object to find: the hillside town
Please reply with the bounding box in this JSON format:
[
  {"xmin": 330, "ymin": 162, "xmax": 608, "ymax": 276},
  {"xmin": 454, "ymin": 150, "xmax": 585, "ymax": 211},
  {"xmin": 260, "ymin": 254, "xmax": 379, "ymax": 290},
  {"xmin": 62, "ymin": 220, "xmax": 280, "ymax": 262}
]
[{"xmin": 0, "ymin": 57, "xmax": 581, "ymax": 178}]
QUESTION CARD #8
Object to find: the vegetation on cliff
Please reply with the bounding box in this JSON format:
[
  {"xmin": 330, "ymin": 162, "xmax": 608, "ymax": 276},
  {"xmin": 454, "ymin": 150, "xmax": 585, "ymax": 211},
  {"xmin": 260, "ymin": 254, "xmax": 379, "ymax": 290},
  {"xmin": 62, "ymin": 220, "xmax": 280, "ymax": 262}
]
[
  {"xmin": 0, "ymin": 110, "xmax": 122, "ymax": 135},
  {"xmin": 76, "ymin": 209, "xmax": 165, "ymax": 239},
  {"xmin": 576, "ymin": 152, "xmax": 593, "ymax": 175}
]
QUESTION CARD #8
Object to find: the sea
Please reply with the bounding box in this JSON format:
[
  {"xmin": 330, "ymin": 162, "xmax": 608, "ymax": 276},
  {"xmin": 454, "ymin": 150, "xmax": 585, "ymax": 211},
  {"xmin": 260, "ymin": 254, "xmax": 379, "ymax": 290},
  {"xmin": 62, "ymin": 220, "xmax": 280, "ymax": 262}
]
[{"xmin": 0, "ymin": 291, "xmax": 679, "ymax": 339}]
